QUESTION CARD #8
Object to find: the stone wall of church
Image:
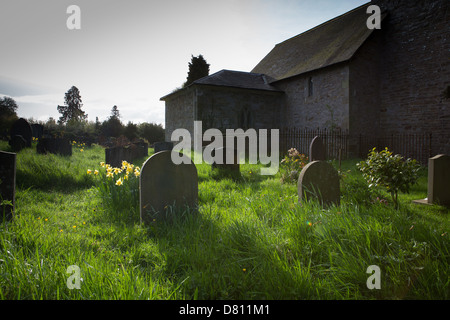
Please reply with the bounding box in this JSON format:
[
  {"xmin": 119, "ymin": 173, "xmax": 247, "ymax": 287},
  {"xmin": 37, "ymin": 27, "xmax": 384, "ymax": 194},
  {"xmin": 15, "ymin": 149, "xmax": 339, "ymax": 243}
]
[
  {"xmin": 372, "ymin": 0, "xmax": 450, "ymax": 155},
  {"xmin": 164, "ymin": 88, "xmax": 195, "ymax": 142},
  {"xmin": 196, "ymin": 86, "xmax": 283, "ymax": 132},
  {"xmin": 276, "ymin": 63, "xmax": 350, "ymax": 132}
]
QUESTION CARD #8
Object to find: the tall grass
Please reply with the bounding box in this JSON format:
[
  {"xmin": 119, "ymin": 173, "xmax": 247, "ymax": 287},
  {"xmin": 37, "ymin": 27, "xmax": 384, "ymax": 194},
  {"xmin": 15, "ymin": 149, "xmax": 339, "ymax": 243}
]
[{"xmin": 0, "ymin": 141, "xmax": 448, "ymax": 300}]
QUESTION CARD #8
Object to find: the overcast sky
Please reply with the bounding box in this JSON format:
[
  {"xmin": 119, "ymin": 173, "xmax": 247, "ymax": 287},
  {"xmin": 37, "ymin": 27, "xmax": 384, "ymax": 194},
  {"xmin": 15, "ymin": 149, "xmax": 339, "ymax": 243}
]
[{"xmin": 0, "ymin": 0, "xmax": 368, "ymax": 126}]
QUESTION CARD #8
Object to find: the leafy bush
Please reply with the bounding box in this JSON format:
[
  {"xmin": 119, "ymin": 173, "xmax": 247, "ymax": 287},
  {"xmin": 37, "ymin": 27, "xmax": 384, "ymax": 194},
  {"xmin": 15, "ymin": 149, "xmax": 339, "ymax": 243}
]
[
  {"xmin": 357, "ymin": 147, "xmax": 421, "ymax": 209},
  {"xmin": 280, "ymin": 148, "xmax": 308, "ymax": 183}
]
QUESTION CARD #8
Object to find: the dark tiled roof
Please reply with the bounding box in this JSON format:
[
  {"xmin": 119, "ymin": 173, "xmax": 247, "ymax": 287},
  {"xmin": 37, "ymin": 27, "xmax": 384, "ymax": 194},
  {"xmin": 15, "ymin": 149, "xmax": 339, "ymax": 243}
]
[
  {"xmin": 161, "ymin": 70, "xmax": 282, "ymax": 100},
  {"xmin": 193, "ymin": 69, "xmax": 282, "ymax": 92},
  {"xmin": 251, "ymin": 3, "xmax": 385, "ymax": 81}
]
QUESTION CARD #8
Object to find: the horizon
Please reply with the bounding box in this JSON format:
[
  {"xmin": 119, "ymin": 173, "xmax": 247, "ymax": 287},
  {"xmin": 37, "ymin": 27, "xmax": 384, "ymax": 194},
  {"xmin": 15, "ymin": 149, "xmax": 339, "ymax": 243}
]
[{"xmin": 0, "ymin": 0, "xmax": 368, "ymax": 127}]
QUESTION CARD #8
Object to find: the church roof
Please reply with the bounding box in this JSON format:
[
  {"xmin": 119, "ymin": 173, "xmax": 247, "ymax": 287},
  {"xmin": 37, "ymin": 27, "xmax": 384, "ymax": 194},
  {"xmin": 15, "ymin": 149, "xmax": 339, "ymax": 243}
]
[
  {"xmin": 251, "ymin": 3, "xmax": 386, "ymax": 81},
  {"xmin": 192, "ymin": 69, "xmax": 282, "ymax": 92},
  {"xmin": 160, "ymin": 70, "xmax": 282, "ymax": 100}
]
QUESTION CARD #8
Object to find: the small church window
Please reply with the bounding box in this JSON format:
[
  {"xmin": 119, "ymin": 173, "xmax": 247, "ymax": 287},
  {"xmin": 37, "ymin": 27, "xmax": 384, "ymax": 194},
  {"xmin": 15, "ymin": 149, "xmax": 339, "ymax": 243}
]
[
  {"xmin": 308, "ymin": 77, "xmax": 314, "ymax": 97},
  {"xmin": 240, "ymin": 106, "xmax": 253, "ymax": 130}
]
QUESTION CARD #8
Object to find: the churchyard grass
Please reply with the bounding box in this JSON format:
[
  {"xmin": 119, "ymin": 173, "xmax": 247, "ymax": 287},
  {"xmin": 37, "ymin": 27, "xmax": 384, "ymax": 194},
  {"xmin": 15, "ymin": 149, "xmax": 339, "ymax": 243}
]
[{"xmin": 0, "ymin": 140, "xmax": 448, "ymax": 300}]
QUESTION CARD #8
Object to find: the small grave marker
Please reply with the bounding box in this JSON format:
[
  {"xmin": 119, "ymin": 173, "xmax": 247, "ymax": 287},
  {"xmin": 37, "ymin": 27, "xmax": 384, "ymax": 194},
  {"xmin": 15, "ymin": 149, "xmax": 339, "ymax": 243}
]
[
  {"xmin": 0, "ymin": 151, "xmax": 16, "ymax": 221},
  {"xmin": 37, "ymin": 138, "xmax": 72, "ymax": 156},
  {"xmin": 153, "ymin": 141, "xmax": 173, "ymax": 153},
  {"xmin": 414, "ymin": 154, "xmax": 450, "ymax": 206},
  {"xmin": 309, "ymin": 136, "xmax": 326, "ymax": 161},
  {"xmin": 9, "ymin": 118, "xmax": 32, "ymax": 149},
  {"xmin": 298, "ymin": 160, "xmax": 340, "ymax": 206}
]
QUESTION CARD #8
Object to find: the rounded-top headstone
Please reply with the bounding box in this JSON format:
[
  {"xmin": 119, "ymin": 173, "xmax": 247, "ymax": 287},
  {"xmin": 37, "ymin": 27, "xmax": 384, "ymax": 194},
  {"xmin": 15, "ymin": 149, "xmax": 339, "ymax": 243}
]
[
  {"xmin": 298, "ymin": 160, "xmax": 340, "ymax": 206},
  {"xmin": 10, "ymin": 118, "xmax": 32, "ymax": 148},
  {"xmin": 140, "ymin": 151, "xmax": 198, "ymax": 223},
  {"xmin": 309, "ymin": 136, "xmax": 326, "ymax": 161}
]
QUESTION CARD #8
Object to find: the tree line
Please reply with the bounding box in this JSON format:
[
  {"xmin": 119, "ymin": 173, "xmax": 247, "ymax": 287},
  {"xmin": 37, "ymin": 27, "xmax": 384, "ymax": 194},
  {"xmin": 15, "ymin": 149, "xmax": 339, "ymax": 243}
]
[
  {"xmin": 1, "ymin": 54, "xmax": 210, "ymax": 144},
  {"xmin": 0, "ymin": 88, "xmax": 164, "ymax": 145}
]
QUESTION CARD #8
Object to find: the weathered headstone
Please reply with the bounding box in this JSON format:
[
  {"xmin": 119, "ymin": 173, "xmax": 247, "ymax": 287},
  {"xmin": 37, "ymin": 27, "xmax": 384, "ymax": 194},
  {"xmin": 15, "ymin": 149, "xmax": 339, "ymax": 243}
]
[
  {"xmin": 210, "ymin": 147, "xmax": 240, "ymax": 175},
  {"xmin": 31, "ymin": 124, "xmax": 44, "ymax": 139},
  {"xmin": 309, "ymin": 136, "xmax": 326, "ymax": 161},
  {"xmin": 133, "ymin": 141, "xmax": 149, "ymax": 159},
  {"xmin": 10, "ymin": 118, "xmax": 32, "ymax": 148},
  {"xmin": 154, "ymin": 141, "xmax": 173, "ymax": 153},
  {"xmin": 298, "ymin": 160, "xmax": 340, "ymax": 206},
  {"xmin": 105, "ymin": 141, "xmax": 148, "ymax": 168},
  {"xmin": 9, "ymin": 135, "xmax": 27, "ymax": 152},
  {"xmin": 140, "ymin": 151, "xmax": 198, "ymax": 223},
  {"xmin": 414, "ymin": 154, "xmax": 450, "ymax": 206},
  {"xmin": 0, "ymin": 151, "xmax": 16, "ymax": 221},
  {"xmin": 37, "ymin": 138, "xmax": 72, "ymax": 156}
]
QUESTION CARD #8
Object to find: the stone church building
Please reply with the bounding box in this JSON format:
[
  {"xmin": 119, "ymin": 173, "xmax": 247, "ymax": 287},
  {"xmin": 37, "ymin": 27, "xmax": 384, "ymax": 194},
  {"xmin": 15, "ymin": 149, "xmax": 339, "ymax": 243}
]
[{"xmin": 161, "ymin": 0, "xmax": 449, "ymax": 158}]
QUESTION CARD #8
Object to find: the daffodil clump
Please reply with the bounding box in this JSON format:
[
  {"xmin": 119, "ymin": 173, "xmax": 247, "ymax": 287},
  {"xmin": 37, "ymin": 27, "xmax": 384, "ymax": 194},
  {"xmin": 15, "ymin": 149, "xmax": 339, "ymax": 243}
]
[
  {"xmin": 72, "ymin": 140, "xmax": 86, "ymax": 152},
  {"xmin": 88, "ymin": 160, "xmax": 141, "ymax": 217}
]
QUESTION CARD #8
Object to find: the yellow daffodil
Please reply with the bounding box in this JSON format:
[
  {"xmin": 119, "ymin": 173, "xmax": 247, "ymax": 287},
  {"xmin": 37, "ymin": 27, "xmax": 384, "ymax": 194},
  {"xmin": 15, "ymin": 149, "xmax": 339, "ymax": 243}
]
[
  {"xmin": 94, "ymin": 170, "xmax": 99, "ymax": 175},
  {"xmin": 87, "ymin": 169, "xmax": 92, "ymax": 174},
  {"xmin": 115, "ymin": 178, "xmax": 123, "ymax": 186},
  {"xmin": 100, "ymin": 162, "xmax": 105, "ymax": 167},
  {"xmin": 134, "ymin": 169, "xmax": 140, "ymax": 177},
  {"xmin": 106, "ymin": 171, "xmax": 114, "ymax": 178},
  {"xmin": 113, "ymin": 167, "xmax": 121, "ymax": 174}
]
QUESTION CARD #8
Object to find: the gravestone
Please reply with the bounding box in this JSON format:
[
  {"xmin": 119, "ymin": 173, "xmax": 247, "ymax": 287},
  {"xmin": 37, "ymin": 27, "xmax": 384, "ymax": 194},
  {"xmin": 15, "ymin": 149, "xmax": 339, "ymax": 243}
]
[
  {"xmin": 105, "ymin": 141, "xmax": 148, "ymax": 168},
  {"xmin": 0, "ymin": 151, "xmax": 16, "ymax": 221},
  {"xmin": 9, "ymin": 135, "xmax": 27, "ymax": 152},
  {"xmin": 31, "ymin": 124, "xmax": 44, "ymax": 139},
  {"xmin": 37, "ymin": 138, "xmax": 72, "ymax": 156},
  {"xmin": 10, "ymin": 118, "xmax": 32, "ymax": 148},
  {"xmin": 414, "ymin": 154, "xmax": 450, "ymax": 206},
  {"xmin": 210, "ymin": 147, "xmax": 240, "ymax": 175},
  {"xmin": 309, "ymin": 136, "xmax": 326, "ymax": 161},
  {"xmin": 133, "ymin": 141, "xmax": 149, "ymax": 159},
  {"xmin": 298, "ymin": 160, "xmax": 340, "ymax": 206},
  {"xmin": 140, "ymin": 150, "xmax": 198, "ymax": 224},
  {"xmin": 154, "ymin": 141, "xmax": 173, "ymax": 153}
]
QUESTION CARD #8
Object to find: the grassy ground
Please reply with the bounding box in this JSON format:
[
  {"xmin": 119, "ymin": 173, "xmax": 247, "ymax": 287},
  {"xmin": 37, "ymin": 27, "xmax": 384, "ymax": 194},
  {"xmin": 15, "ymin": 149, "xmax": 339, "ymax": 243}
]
[{"xmin": 0, "ymin": 141, "xmax": 448, "ymax": 300}]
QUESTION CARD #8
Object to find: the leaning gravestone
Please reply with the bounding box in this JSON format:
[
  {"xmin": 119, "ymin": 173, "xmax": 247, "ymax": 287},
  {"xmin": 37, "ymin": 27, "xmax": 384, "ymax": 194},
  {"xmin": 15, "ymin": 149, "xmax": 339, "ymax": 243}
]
[
  {"xmin": 298, "ymin": 160, "xmax": 340, "ymax": 206},
  {"xmin": 414, "ymin": 154, "xmax": 450, "ymax": 206},
  {"xmin": 0, "ymin": 151, "xmax": 16, "ymax": 221},
  {"xmin": 37, "ymin": 138, "xmax": 72, "ymax": 156},
  {"xmin": 140, "ymin": 151, "xmax": 198, "ymax": 224},
  {"xmin": 309, "ymin": 136, "xmax": 326, "ymax": 161},
  {"xmin": 10, "ymin": 118, "xmax": 32, "ymax": 148}
]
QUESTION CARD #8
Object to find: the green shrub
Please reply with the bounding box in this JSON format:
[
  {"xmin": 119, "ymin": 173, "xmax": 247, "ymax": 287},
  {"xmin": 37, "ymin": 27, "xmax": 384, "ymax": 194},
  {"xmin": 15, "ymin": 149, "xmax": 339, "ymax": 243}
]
[{"xmin": 357, "ymin": 147, "xmax": 421, "ymax": 209}]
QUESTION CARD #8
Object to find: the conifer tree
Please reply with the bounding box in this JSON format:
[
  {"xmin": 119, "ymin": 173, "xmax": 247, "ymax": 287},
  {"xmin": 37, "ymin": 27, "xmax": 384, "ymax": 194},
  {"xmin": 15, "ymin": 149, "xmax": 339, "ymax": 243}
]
[
  {"xmin": 57, "ymin": 86, "xmax": 87, "ymax": 125},
  {"xmin": 184, "ymin": 54, "xmax": 210, "ymax": 87}
]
